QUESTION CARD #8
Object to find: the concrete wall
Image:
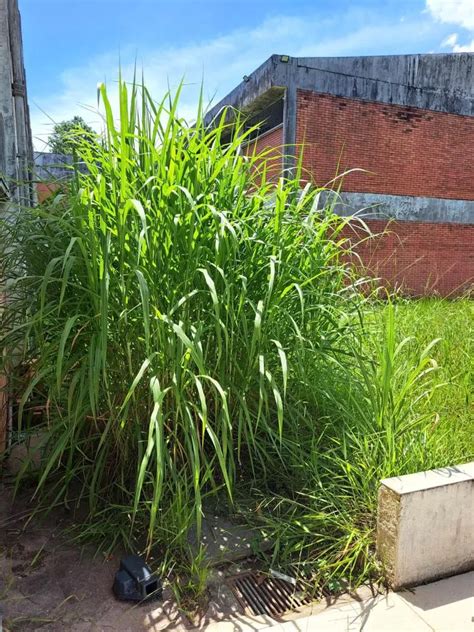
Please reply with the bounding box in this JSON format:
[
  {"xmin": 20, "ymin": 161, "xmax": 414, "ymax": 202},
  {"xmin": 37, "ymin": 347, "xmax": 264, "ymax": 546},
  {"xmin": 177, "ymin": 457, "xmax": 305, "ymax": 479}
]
[
  {"xmin": 34, "ymin": 151, "xmax": 75, "ymax": 179},
  {"xmin": 34, "ymin": 152, "xmax": 77, "ymax": 202},
  {"xmin": 377, "ymin": 462, "xmax": 474, "ymax": 588},
  {"xmin": 325, "ymin": 192, "xmax": 474, "ymax": 225},
  {"xmin": 0, "ymin": 0, "xmax": 34, "ymax": 207},
  {"xmin": 295, "ymin": 54, "xmax": 474, "ymax": 116},
  {"xmin": 0, "ymin": 0, "xmax": 34, "ymax": 453},
  {"xmin": 0, "ymin": 0, "xmax": 16, "ymax": 194}
]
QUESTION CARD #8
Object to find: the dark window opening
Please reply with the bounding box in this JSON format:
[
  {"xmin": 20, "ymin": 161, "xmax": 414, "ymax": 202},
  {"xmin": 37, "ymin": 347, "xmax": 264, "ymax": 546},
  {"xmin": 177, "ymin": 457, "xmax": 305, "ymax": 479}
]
[{"xmin": 244, "ymin": 97, "xmax": 284, "ymax": 141}]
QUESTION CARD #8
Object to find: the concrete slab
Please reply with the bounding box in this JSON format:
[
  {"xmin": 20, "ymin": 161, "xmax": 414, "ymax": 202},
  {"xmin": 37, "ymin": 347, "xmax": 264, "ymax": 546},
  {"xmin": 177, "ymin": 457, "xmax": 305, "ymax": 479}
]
[
  {"xmin": 399, "ymin": 571, "xmax": 474, "ymax": 632},
  {"xmin": 188, "ymin": 514, "xmax": 270, "ymax": 565},
  {"xmin": 204, "ymin": 573, "xmax": 474, "ymax": 632},
  {"xmin": 381, "ymin": 462, "xmax": 474, "ymax": 494},
  {"xmin": 258, "ymin": 594, "xmax": 432, "ymax": 632},
  {"xmin": 357, "ymin": 593, "xmax": 432, "ymax": 632}
]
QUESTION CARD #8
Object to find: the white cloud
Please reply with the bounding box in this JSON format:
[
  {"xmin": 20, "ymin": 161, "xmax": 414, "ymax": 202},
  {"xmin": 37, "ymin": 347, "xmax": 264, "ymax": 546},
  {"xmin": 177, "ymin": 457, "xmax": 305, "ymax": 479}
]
[
  {"xmin": 427, "ymin": 0, "xmax": 474, "ymax": 52},
  {"xmin": 426, "ymin": 0, "xmax": 474, "ymax": 30},
  {"xmin": 453, "ymin": 40, "xmax": 474, "ymax": 51},
  {"xmin": 442, "ymin": 33, "xmax": 459, "ymax": 47},
  {"xmin": 441, "ymin": 32, "xmax": 474, "ymax": 52},
  {"xmin": 29, "ymin": 12, "xmax": 435, "ymax": 150}
]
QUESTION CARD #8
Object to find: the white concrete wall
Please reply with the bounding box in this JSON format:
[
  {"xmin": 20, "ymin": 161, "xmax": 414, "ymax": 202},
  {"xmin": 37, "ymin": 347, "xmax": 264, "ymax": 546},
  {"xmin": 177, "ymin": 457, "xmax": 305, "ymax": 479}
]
[{"xmin": 377, "ymin": 462, "xmax": 474, "ymax": 589}]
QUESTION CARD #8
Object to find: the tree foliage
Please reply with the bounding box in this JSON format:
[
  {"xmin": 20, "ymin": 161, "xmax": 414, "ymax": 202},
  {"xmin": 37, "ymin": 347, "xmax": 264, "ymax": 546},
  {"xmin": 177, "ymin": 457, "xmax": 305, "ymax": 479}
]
[{"xmin": 47, "ymin": 115, "xmax": 96, "ymax": 154}]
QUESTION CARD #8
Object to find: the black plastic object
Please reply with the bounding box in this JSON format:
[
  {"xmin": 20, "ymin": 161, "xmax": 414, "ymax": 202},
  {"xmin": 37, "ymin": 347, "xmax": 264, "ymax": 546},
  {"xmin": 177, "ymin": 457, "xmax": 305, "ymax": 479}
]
[{"xmin": 112, "ymin": 554, "xmax": 163, "ymax": 602}]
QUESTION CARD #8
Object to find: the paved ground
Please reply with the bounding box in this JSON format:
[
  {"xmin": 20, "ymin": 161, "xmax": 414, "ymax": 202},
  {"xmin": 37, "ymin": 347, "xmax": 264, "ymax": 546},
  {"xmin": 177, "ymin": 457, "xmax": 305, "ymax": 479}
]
[
  {"xmin": 203, "ymin": 572, "xmax": 474, "ymax": 632},
  {"xmin": 271, "ymin": 571, "xmax": 474, "ymax": 631}
]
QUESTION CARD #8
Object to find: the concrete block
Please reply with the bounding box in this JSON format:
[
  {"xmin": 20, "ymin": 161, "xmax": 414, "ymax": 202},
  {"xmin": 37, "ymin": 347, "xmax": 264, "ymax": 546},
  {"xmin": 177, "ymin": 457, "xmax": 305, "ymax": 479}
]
[{"xmin": 377, "ymin": 462, "xmax": 474, "ymax": 589}]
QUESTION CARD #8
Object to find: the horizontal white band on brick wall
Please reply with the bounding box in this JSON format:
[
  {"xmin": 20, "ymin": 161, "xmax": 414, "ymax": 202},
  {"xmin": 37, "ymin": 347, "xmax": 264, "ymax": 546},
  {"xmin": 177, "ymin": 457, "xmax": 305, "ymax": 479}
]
[{"xmin": 321, "ymin": 191, "xmax": 474, "ymax": 225}]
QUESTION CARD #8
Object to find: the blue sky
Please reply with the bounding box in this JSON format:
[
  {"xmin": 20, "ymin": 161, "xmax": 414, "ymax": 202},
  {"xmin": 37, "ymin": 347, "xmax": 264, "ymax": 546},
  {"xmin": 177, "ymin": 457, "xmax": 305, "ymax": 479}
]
[{"xmin": 19, "ymin": 0, "xmax": 474, "ymax": 149}]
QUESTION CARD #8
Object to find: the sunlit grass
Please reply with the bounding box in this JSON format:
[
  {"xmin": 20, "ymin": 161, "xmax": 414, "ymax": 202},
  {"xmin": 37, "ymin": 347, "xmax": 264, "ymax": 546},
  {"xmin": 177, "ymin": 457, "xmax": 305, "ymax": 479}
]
[{"xmin": 376, "ymin": 298, "xmax": 473, "ymax": 460}]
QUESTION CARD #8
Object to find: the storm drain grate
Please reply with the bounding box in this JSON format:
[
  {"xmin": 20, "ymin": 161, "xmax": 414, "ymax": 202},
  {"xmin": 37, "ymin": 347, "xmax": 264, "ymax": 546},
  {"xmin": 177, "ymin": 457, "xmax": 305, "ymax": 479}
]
[{"xmin": 227, "ymin": 571, "xmax": 313, "ymax": 617}]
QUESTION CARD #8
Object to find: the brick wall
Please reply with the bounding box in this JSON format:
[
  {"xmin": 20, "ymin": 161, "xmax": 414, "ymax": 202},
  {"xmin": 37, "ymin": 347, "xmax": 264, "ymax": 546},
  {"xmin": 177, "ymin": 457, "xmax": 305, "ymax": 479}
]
[
  {"xmin": 36, "ymin": 182, "xmax": 60, "ymax": 202},
  {"xmin": 343, "ymin": 219, "xmax": 474, "ymax": 296},
  {"xmin": 243, "ymin": 124, "xmax": 283, "ymax": 182},
  {"xmin": 296, "ymin": 90, "xmax": 474, "ymax": 200},
  {"xmin": 293, "ymin": 89, "xmax": 474, "ymax": 296}
]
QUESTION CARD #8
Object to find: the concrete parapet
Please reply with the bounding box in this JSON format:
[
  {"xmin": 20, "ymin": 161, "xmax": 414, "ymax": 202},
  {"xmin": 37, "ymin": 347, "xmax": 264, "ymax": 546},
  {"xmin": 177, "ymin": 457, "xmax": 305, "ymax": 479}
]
[{"xmin": 377, "ymin": 462, "xmax": 474, "ymax": 588}]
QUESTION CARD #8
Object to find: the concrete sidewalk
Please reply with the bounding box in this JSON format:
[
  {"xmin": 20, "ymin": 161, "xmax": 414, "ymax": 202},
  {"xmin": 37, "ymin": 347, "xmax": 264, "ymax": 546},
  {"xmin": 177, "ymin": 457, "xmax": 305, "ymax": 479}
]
[{"xmin": 204, "ymin": 572, "xmax": 473, "ymax": 632}]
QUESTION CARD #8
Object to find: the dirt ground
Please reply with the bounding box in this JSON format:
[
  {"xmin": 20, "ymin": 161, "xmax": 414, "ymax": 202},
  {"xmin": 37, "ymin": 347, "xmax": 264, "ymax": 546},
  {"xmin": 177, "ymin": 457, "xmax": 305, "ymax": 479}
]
[
  {"xmin": 0, "ymin": 480, "xmax": 242, "ymax": 632},
  {"xmin": 0, "ymin": 477, "xmax": 375, "ymax": 632}
]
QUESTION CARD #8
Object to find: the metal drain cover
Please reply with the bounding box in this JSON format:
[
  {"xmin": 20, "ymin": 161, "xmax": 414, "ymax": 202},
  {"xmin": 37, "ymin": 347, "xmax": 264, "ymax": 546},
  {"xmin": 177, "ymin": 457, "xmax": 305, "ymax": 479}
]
[{"xmin": 227, "ymin": 571, "xmax": 313, "ymax": 617}]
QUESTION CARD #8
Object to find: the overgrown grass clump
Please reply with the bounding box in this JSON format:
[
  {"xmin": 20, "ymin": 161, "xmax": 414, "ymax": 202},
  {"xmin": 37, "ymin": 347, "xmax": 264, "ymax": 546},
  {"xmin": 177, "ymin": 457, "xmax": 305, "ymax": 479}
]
[
  {"xmin": 253, "ymin": 297, "xmax": 473, "ymax": 589},
  {"xmin": 1, "ymin": 79, "xmax": 471, "ymax": 595}
]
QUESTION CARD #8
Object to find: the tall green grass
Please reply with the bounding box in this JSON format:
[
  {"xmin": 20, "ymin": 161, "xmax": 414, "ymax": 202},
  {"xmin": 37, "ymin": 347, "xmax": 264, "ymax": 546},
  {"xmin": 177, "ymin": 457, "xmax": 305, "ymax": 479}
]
[
  {"xmin": 1, "ymin": 78, "xmax": 470, "ymax": 595},
  {"xmin": 1, "ymin": 79, "xmax": 360, "ymax": 548}
]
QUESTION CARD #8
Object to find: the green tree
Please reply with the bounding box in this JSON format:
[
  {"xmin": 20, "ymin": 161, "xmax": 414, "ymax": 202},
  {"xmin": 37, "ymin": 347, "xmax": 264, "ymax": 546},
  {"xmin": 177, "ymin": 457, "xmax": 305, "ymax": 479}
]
[{"xmin": 48, "ymin": 115, "xmax": 96, "ymax": 155}]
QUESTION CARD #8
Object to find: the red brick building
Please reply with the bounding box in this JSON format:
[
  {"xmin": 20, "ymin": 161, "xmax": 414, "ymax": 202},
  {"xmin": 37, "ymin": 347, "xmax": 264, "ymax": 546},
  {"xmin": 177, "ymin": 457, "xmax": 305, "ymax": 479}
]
[{"xmin": 206, "ymin": 54, "xmax": 474, "ymax": 296}]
